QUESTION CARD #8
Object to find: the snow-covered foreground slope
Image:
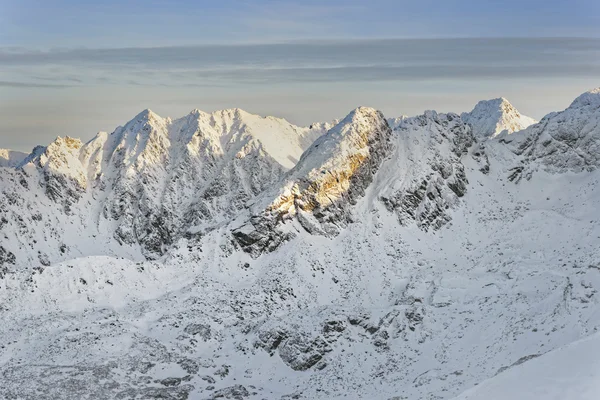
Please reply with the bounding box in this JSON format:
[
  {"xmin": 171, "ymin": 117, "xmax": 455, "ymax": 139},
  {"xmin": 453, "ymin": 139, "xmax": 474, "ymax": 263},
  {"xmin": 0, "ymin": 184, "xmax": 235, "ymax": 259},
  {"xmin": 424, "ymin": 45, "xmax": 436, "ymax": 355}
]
[
  {"xmin": 1, "ymin": 89, "xmax": 600, "ymax": 399},
  {"xmin": 453, "ymin": 332, "xmax": 600, "ymax": 400}
]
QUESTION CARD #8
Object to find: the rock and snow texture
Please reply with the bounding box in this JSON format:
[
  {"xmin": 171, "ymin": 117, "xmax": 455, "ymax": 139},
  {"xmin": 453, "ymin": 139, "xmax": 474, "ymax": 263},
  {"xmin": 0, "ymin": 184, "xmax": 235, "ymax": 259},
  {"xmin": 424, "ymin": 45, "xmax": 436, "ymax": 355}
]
[
  {"xmin": 233, "ymin": 109, "xmax": 476, "ymax": 256},
  {"xmin": 0, "ymin": 108, "xmax": 331, "ymax": 263},
  {"xmin": 378, "ymin": 111, "xmax": 474, "ymax": 230},
  {"xmin": 233, "ymin": 107, "xmax": 392, "ymax": 255},
  {"xmin": 499, "ymin": 88, "xmax": 600, "ymax": 176},
  {"xmin": 461, "ymin": 97, "xmax": 536, "ymax": 139},
  {"xmin": 1, "ymin": 88, "xmax": 600, "ymax": 399}
]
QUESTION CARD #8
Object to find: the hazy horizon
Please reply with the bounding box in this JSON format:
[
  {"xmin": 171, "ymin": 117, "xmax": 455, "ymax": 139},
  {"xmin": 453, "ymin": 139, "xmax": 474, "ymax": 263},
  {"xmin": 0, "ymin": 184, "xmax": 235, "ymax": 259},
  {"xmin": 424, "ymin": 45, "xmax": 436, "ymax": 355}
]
[{"xmin": 1, "ymin": 0, "xmax": 599, "ymax": 152}]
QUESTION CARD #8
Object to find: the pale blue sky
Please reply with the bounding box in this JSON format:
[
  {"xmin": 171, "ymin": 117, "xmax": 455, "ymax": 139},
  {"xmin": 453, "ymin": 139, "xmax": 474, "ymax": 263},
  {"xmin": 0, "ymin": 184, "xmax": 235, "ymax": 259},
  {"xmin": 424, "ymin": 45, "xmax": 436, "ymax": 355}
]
[
  {"xmin": 2, "ymin": 0, "xmax": 599, "ymax": 47},
  {"xmin": 0, "ymin": 0, "xmax": 599, "ymax": 151}
]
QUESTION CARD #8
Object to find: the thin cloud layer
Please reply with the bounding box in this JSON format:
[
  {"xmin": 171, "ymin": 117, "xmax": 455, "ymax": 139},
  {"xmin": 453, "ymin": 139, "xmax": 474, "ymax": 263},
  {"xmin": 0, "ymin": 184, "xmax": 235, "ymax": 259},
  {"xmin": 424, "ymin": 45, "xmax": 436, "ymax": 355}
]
[
  {"xmin": 1, "ymin": 38, "xmax": 599, "ymax": 87},
  {"xmin": 1, "ymin": 38, "xmax": 599, "ymax": 152}
]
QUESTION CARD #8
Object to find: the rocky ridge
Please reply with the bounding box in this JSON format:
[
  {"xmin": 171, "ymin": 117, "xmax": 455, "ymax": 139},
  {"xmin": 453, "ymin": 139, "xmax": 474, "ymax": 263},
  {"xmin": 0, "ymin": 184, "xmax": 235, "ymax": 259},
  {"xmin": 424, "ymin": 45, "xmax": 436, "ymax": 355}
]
[{"xmin": 1, "ymin": 89, "xmax": 600, "ymax": 399}]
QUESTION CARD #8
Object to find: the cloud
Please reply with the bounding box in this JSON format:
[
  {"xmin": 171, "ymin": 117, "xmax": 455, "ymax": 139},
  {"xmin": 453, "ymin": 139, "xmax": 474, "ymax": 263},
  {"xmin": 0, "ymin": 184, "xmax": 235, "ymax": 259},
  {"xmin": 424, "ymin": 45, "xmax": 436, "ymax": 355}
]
[
  {"xmin": 178, "ymin": 64, "xmax": 600, "ymax": 84},
  {"xmin": 1, "ymin": 38, "xmax": 599, "ymax": 89},
  {"xmin": 0, "ymin": 80, "xmax": 71, "ymax": 88}
]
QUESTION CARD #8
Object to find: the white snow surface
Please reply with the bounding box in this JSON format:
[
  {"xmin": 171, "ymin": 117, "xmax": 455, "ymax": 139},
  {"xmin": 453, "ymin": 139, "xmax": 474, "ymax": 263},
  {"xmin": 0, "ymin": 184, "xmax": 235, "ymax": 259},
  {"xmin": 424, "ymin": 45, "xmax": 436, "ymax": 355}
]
[
  {"xmin": 495, "ymin": 87, "xmax": 600, "ymax": 175},
  {"xmin": 452, "ymin": 332, "xmax": 600, "ymax": 400},
  {"xmin": 1, "ymin": 89, "xmax": 600, "ymax": 399},
  {"xmin": 461, "ymin": 97, "xmax": 537, "ymax": 138}
]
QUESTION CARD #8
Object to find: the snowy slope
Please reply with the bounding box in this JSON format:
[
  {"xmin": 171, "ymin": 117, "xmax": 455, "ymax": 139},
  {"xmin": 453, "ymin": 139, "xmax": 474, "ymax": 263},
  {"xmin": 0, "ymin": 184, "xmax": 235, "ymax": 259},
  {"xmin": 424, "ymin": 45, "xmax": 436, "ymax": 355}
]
[
  {"xmin": 461, "ymin": 97, "xmax": 536, "ymax": 138},
  {"xmin": 453, "ymin": 332, "xmax": 600, "ymax": 400},
  {"xmin": 1, "ymin": 88, "xmax": 600, "ymax": 399},
  {"xmin": 497, "ymin": 88, "xmax": 600, "ymax": 177}
]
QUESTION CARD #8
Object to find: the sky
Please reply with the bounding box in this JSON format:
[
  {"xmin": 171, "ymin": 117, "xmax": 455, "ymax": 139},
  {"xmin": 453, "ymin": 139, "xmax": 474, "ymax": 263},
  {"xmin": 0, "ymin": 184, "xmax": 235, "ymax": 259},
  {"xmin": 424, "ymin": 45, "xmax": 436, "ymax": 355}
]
[{"xmin": 0, "ymin": 0, "xmax": 599, "ymax": 151}]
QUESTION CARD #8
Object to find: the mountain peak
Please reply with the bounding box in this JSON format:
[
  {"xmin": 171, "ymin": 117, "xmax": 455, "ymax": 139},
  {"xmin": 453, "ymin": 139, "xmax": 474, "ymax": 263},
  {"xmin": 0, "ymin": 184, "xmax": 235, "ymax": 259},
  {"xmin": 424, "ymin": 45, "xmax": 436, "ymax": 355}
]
[
  {"xmin": 505, "ymin": 87, "xmax": 600, "ymax": 175},
  {"xmin": 127, "ymin": 109, "xmax": 164, "ymax": 127},
  {"xmin": 0, "ymin": 148, "xmax": 28, "ymax": 168},
  {"xmin": 318, "ymin": 107, "xmax": 384, "ymax": 143},
  {"xmin": 473, "ymin": 97, "xmax": 511, "ymax": 108},
  {"xmin": 3, "ymin": 91, "xmax": 600, "ymax": 400},
  {"xmin": 137, "ymin": 108, "xmax": 156, "ymax": 118},
  {"xmin": 569, "ymin": 87, "xmax": 600, "ymax": 109},
  {"xmin": 232, "ymin": 107, "xmax": 391, "ymax": 254},
  {"xmin": 212, "ymin": 107, "xmax": 249, "ymax": 119},
  {"xmin": 344, "ymin": 106, "xmax": 380, "ymax": 121},
  {"xmin": 50, "ymin": 136, "xmax": 83, "ymax": 150},
  {"xmin": 461, "ymin": 97, "xmax": 536, "ymax": 139}
]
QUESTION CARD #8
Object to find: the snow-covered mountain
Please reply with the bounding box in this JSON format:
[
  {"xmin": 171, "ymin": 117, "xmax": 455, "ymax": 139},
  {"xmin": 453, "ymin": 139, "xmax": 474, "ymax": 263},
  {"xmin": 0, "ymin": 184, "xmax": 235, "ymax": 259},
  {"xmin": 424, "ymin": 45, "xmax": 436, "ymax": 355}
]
[
  {"xmin": 0, "ymin": 148, "xmax": 27, "ymax": 167},
  {"xmin": 233, "ymin": 107, "xmax": 393, "ymax": 256},
  {"xmin": 461, "ymin": 97, "xmax": 536, "ymax": 138},
  {"xmin": 1, "ymin": 89, "xmax": 600, "ymax": 399},
  {"xmin": 0, "ymin": 108, "xmax": 333, "ymax": 266},
  {"xmin": 497, "ymin": 88, "xmax": 600, "ymax": 177}
]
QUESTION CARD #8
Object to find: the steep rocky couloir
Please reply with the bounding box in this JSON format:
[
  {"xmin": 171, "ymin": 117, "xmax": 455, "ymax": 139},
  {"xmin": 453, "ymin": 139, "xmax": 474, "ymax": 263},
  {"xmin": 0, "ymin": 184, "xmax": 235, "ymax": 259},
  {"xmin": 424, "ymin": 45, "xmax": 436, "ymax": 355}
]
[{"xmin": 378, "ymin": 111, "xmax": 475, "ymax": 231}]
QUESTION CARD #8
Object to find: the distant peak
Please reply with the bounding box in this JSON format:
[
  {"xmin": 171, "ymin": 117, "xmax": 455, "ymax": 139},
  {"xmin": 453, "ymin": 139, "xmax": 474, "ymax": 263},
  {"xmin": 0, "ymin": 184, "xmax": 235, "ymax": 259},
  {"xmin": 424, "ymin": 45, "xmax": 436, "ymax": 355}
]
[
  {"xmin": 121, "ymin": 109, "xmax": 167, "ymax": 134},
  {"xmin": 315, "ymin": 107, "xmax": 386, "ymax": 144},
  {"xmin": 31, "ymin": 145, "xmax": 47, "ymax": 154},
  {"xmin": 570, "ymin": 87, "xmax": 600, "ymax": 108},
  {"xmin": 472, "ymin": 97, "xmax": 514, "ymax": 111},
  {"xmin": 184, "ymin": 108, "xmax": 212, "ymax": 121},
  {"xmin": 133, "ymin": 108, "xmax": 161, "ymax": 122},
  {"xmin": 341, "ymin": 106, "xmax": 382, "ymax": 123},
  {"xmin": 0, "ymin": 148, "xmax": 28, "ymax": 168},
  {"xmin": 386, "ymin": 115, "xmax": 408, "ymax": 130},
  {"xmin": 462, "ymin": 97, "xmax": 536, "ymax": 139},
  {"xmin": 351, "ymin": 106, "xmax": 379, "ymax": 115},
  {"xmin": 215, "ymin": 107, "xmax": 246, "ymax": 116},
  {"xmin": 50, "ymin": 136, "xmax": 83, "ymax": 150}
]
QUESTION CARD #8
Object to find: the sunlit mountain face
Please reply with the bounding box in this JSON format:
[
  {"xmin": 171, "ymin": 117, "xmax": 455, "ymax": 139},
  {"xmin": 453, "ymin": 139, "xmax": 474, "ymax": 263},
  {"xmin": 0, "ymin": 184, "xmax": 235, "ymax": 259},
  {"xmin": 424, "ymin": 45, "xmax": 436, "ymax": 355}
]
[{"xmin": 1, "ymin": 88, "xmax": 600, "ymax": 399}]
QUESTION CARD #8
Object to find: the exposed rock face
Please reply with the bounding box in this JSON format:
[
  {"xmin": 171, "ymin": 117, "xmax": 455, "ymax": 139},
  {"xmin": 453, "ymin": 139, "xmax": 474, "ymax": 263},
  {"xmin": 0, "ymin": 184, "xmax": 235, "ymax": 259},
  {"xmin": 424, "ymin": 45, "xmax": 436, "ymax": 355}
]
[
  {"xmin": 0, "ymin": 246, "xmax": 16, "ymax": 278},
  {"xmin": 37, "ymin": 137, "xmax": 87, "ymax": 213},
  {"xmin": 232, "ymin": 110, "xmax": 474, "ymax": 255},
  {"xmin": 0, "ymin": 108, "xmax": 330, "ymax": 264},
  {"xmin": 232, "ymin": 107, "xmax": 392, "ymax": 256},
  {"xmin": 3, "ymin": 89, "xmax": 600, "ymax": 400},
  {"xmin": 1, "ymin": 88, "xmax": 598, "ymax": 271},
  {"xmin": 379, "ymin": 111, "xmax": 474, "ymax": 230},
  {"xmin": 461, "ymin": 97, "xmax": 536, "ymax": 139},
  {"xmin": 497, "ymin": 87, "xmax": 600, "ymax": 178},
  {"xmin": 277, "ymin": 333, "xmax": 331, "ymax": 371},
  {"xmin": 255, "ymin": 318, "xmax": 344, "ymax": 372},
  {"xmin": 89, "ymin": 109, "xmax": 308, "ymax": 256},
  {"xmin": 210, "ymin": 385, "xmax": 250, "ymax": 399}
]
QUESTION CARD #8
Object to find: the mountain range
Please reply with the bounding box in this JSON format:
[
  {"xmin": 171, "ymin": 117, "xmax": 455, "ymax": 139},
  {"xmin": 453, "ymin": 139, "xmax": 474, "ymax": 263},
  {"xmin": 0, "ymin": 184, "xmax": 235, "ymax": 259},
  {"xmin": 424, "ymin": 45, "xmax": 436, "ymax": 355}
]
[{"xmin": 1, "ymin": 90, "xmax": 599, "ymax": 399}]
